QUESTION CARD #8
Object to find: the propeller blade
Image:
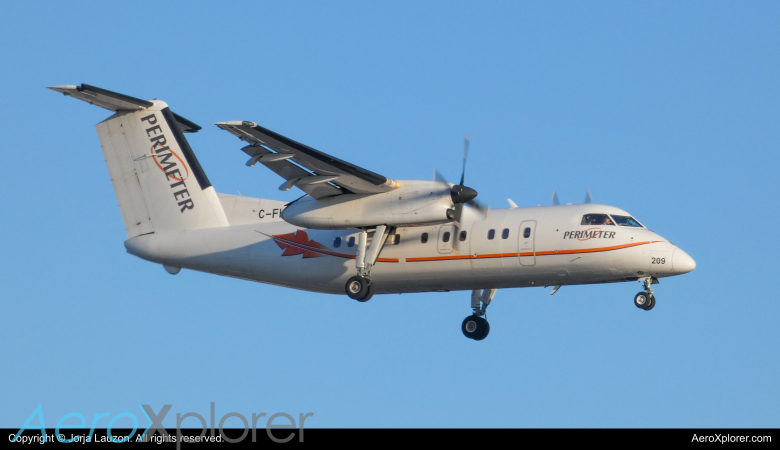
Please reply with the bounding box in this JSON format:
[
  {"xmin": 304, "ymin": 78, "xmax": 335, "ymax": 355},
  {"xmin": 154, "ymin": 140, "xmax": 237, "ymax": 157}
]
[
  {"xmin": 584, "ymin": 190, "xmax": 592, "ymax": 204},
  {"xmin": 451, "ymin": 202, "xmax": 466, "ymax": 253},
  {"xmin": 460, "ymin": 135, "xmax": 470, "ymax": 185},
  {"xmin": 552, "ymin": 190, "xmax": 560, "ymax": 206},
  {"xmin": 466, "ymin": 198, "xmax": 487, "ymax": 212},
  {"xmin": 434, "ymin": 168, "xmax": 449, "ymax": 184}
]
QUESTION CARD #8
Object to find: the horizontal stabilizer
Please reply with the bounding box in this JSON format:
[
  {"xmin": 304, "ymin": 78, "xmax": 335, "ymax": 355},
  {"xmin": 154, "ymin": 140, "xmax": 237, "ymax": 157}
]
[{"xmin": 48, "ymin": 84, "xmax": 201, "ymax": 132}]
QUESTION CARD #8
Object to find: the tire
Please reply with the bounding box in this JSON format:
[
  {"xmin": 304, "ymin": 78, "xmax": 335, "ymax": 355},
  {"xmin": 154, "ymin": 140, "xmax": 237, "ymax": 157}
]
[
  {"xmin": 357, "ymin": 281, "xmax": 374, "ymax": 302},
  {"xmin": 461, "ymin": 315, "xmax": 482, "ymax": 339},
  {"xmin": 645, "ymin": 295, "xmax": 656, "ymax": 311},
  {"xmin": 462, "ymin": 315, "xmax": 489, "ymax": 340},
  {"xmin": 346, "ymin": 276, "xmax": 369, "ymax": 300},
  {"xmin": 474, "ymin": 319, "xmax": 490, "ymax": 341},
  {"xmin": 634, "ymin": 292, "xmax": 649, "ymax": 310}
]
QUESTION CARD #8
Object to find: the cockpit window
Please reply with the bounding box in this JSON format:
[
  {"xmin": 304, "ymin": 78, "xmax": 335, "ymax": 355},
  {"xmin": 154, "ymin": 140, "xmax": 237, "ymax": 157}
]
[
  {"xmin": 581, "ymin": 213, "xmax": 615, "ymax": 226},
  {"xmin": 611, "ymin": 215, "xmax": 644, "ymax": 227}
]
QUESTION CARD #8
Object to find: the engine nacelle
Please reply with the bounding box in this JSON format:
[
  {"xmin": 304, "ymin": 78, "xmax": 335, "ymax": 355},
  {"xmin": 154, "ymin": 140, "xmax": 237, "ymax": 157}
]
[{"xmin": 281, "ymin": 180, "xmax": 460, "ymax": 229}]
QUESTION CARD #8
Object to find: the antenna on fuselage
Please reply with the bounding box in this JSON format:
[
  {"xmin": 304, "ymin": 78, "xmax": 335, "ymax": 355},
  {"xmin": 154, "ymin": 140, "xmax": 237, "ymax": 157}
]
[{"xmin": 584, "ymin": 190, "xmax": 593, "ymax": 204}]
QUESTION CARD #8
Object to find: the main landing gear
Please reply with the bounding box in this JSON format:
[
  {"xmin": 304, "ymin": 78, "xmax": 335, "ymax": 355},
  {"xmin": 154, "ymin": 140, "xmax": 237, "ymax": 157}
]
[
  {"xmin": 345, "ymin": 225, "xmax": 391, "ymax": 302},
  {"xmin": 634, "ymin": 277, "xmax": 658, "ymax": 311},
  {"xmin": 346, "ymin": 275, "xmax": 374, "ymax": 302},
  {"xmin": 462, "ymin": 289, "xmax": 496, "ymax": 340}
]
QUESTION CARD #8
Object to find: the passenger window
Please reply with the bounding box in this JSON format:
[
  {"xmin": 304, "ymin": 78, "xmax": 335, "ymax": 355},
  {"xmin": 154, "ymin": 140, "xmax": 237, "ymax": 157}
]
[
  {"xmin": 523, "ymin": 227, "xmax": 531, "ymax": 238},
  {"xmin": 442, "ymin": 232, "xmax": 451, "ymax": 243},
  {"xmin": 348, "ymin": 237, "xmax": 355, "ymax": 247},
  {"xmin": 487, "ymin": 229, "xmax": 495, "ymax": 240},
  {"xmin": 421, "ymin": 232, "xmax": 428, "ymax": 243},
  {"xmin": 459, "ymin": 231, "xmax": 467, "ymax": 241},
  {"xmin": 580, "ymin": 213, "xmax": 615, "ymax": 226},
  {"xmin": 334, "ymin": 237, "xmax": 342, "ymax": 248},
  {"xmin": 502, "ymin": 229, "xmax": 509, "ymax": 239},
  {"xmin": 389, "ymin": 235, "xmax": 400, "ymax": 245}
]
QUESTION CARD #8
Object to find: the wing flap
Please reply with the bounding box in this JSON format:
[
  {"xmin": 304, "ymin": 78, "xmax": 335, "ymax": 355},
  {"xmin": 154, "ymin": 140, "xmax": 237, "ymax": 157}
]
[
  {"xmin": 241, "ymin": 145, "xmax": 343, "ymax": 199},
  {"xmin": 216, "ymin": 121, "xmax": 399, "ymax": 196}
]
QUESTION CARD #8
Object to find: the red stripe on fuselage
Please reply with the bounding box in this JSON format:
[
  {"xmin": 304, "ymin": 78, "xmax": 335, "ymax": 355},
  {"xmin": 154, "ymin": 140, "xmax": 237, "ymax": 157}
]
[{"xmin": 258, "ymin": 231, "xmax": 399, "ymax": 262}]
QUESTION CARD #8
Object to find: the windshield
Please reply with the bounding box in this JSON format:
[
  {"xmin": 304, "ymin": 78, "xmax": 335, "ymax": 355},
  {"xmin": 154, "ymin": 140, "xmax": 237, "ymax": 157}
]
[
  {"xmin": 611, "ymin": 215, "xmax": 643, "ymax": 227},
  {"xmin": 581, "ymin": 214, "xmax": 615, "ymax": 226}
]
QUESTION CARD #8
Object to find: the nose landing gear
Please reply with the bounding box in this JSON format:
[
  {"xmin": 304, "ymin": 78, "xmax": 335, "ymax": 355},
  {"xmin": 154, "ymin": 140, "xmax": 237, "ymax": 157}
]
[
  {"xmin": 634, "ymin": 277, "xmax": 657, "ymax": 311},
  {"xmin": 462, "ymin": 289, "xmax": 496, "ymax": 340},
  {"xmin": 462, "ymin": 315, "xmax": 490, "ymax": 340}
]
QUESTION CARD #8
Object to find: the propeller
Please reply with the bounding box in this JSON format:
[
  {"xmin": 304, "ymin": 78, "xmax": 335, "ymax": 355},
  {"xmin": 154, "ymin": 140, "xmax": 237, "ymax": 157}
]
[
  {"xmin": 434, "ymin": 136, "xmax": 482, "ymax": 212},
  {"xmin": 433, "ymin": 136, "xmax": 486, "ymax": 255}
]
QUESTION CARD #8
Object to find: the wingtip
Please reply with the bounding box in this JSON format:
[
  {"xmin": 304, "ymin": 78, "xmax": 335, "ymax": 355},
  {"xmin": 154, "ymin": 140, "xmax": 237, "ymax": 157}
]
[
  {"xmin": 214, "ymin": 120, "xmax": 257, "ymax": 127},
  {"xmin": 47, "ymin": 85, "xmax": 78, "ymax": 93}
]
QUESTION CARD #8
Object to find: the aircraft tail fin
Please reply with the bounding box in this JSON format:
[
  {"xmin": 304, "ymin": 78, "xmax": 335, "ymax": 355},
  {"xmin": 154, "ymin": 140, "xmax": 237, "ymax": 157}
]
[{"xmin": 50, "ymin": 84, "xmax": 228, "ymax": 238}]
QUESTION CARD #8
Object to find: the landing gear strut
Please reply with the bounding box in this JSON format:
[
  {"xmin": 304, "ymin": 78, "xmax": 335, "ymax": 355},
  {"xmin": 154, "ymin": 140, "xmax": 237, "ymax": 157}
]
[
  {"xmin": 634, "ymin": 277, "xmax": 657, "ymax": 311},
  {"xmin": 345, "ymin": 226, "xmax": 390, "ymax": 302},
  {"xmin": 462, "ymin": 289, "xmax": 496, "ymax": 340}
]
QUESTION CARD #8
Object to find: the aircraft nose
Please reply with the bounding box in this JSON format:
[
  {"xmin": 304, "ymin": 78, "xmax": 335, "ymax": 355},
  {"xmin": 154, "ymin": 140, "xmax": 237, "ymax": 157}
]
[{"xmin": 672, "ymin": 247, "xmax": 696, "ymax": 274}]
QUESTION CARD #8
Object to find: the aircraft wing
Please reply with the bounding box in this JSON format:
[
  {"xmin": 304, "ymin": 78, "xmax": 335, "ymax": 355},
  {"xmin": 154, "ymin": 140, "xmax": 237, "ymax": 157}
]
[{"xmin": 216, "ymin": 121, "xmax": 399, "ymax": 199}]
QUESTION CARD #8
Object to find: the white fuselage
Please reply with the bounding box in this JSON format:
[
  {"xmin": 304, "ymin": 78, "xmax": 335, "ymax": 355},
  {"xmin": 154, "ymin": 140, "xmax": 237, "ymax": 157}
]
[
  {"xmin": 124, "ymin": 202, "xmax": 695, "ymax": 295},
  {"xmin": 48, "ymin": 85, "xmax": 694, "ymax": 305}
]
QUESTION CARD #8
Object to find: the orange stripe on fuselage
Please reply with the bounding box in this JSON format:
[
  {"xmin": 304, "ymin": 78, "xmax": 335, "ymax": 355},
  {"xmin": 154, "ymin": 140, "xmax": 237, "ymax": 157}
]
[
  {"xmin": 257, "ymin": 229, "xmax": 657, "ymax": 264},
  {"xmin": 405, "ymin": 241, "xmax": 652, "ymax": 262}
]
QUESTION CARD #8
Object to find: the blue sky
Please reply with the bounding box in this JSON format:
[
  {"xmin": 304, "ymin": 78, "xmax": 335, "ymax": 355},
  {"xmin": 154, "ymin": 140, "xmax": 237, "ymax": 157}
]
[{"xmin": 1, "ymin": 1, "xmax": 778, "ymax": 428}]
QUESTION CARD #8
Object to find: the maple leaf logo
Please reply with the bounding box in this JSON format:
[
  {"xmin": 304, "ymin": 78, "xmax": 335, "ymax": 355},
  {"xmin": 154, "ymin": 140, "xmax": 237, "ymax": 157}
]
[{"xmin": 272, "ymin": 230, "xmax": 328, "ymax": 258}]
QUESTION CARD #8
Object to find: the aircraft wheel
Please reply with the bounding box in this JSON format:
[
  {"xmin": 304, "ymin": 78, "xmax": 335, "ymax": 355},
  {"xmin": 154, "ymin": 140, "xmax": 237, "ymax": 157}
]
[
  {"xmin": 346, "ymin": 276, "xmax": 370, "ymax": 301},
  {"xmin": 474, "ymin": 320, "xmax": 490, "ymax": 341},
  {"xmin": 645, "ymin": 295, "xmax": 656, "ymax": 311},
  {"xmin": 357, "ymin": 281, "xmax": 374, "ymax": 302},
  {"xmin": 461, "ymin": 315, "xmax": 489, "ymax": 340},
  {"xmin": 634, "ymin": 292, "xmax": 651, "ymax": 310}
]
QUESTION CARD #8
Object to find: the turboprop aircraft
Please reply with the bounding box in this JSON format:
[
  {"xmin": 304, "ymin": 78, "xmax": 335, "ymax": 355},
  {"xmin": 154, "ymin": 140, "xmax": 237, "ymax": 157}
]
[{"xmin": 49, "ymin": 84, "xmax": 696, "ymax": 340}]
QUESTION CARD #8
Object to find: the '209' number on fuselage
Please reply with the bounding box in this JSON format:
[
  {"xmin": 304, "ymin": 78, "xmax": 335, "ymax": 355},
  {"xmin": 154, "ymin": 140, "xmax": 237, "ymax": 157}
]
[{"xmin": 652, "ymin": 257, "xmax": 666, "ymax": 264}]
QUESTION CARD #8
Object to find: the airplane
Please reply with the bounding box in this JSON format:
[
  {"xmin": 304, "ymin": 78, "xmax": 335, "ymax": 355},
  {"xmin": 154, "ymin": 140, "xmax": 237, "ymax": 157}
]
[{"xmin": 49, "ymin": 84, "xmax": 696, "ymax": 340}]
